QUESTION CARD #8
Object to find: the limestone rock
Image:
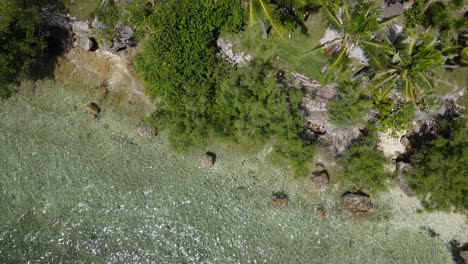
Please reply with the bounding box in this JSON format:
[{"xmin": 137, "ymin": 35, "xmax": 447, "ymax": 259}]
[
  {"xmin": 216, "ymin": 38, "xmax": 253, "ymax": 66},
  {"xmin": 110, "ymin": 23, "xmax": 137, "ymax": 52},
  {"xmin": 201, "ymin": 151, "xmax": 216, "ymax": 168},
  {"xmin": 342, "ymin": 191, "xmax": 373, "ymax": 219},
  {"xmin": 73, "ymin": 21, "xmax": 93, "ymax": 51},
  {"xmin": 272, "ymin": 192, "xmax": 288, "ymax": 209}
]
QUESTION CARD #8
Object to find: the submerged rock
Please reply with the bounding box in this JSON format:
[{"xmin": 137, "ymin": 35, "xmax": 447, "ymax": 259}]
[
  {"xmin": 272, "ymin": 191, "xmax": 289, "ymax": 209},
  {"xmin": 86, "ymin": 102, "xmax": 101, "ymax": 118},
  {"xmin": 136, "ymin": 122, "xmax": 155, "ymax": 139},
  {"xmin": 342, "ymin": 191, "xmax": 373, "ymax": 219},
  {"xmin": 201, "ymin": 151, "xmax": 216, "ymax": 168},
  {"xmin": 315, "ymin": 205, "xmax": 326, "ymax": 219},
  {"xmin": 312, "ymin": 169, "xmax": 329, "ymax": 191}
]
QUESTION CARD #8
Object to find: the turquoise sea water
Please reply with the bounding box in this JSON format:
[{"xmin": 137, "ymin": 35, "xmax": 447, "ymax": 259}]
[{"xmin": 0, "ymin": 82, "xmax": 458, "ymax": 263}]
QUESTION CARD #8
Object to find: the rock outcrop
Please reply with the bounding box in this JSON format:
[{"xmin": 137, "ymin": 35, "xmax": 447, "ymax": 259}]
[
  {"xmin": 297, "ymin": 74, "xmax": 366, "ymax": 163},
  {"xmin": 73, "ymin": 21, "xmax": 94, "ymax": 51},
  {"xmin": 397, "ymin": 99, "xmax": 464, "ymax": 162},
  {"xmin": 41, "ymin": 9, "xmax": 74, "ymax": 54},
  {"xmin": 216, "ymin": 38, "xmax": 253, "ymax": 66},
  {"xmin": 110, "ymin": 23, "xmax": 137, "ymax": 52},
  {"xmin": 342, "ymin": 191, "xmax": 373, "ymax": 219}
]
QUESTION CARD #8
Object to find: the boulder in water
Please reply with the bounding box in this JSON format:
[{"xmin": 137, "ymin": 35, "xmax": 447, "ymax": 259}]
[
  {"xmin": 272, "ymin": 191, "xmax": 288, "ymax": 209},
  {"xmin": 201, "ymin": 151, "xmax": 216, "ymax": 168},
  {"xmin": 341, "ymin": 191, "xmax": 373, "ymax": 219},
  {"xmin": 86, "ymin": 102, "xmax": 101, "ymax": 118},
  {"xmin": 136, "ymin": 122, "xmax": 155, "ymax": 139},
  {"xmin": 315, "ymin": 205, "xmax": 326, "ymax": 219}
]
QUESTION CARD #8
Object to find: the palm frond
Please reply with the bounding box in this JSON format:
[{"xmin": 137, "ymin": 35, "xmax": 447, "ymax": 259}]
[{"xmin": 319, "ymin": 0, "xmax": 341, "ymax": 29}]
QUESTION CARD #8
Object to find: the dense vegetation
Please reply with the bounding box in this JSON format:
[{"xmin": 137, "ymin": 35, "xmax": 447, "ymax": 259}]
[
  {"xmin": 339, "ymin": 127, "xmax": 387, "ymax": 192},
  {"xmin": 328, "ymin": 82, "xmax": 373, "ymax": 126},
  {"xmin": 0, "ymin": 0, "xmax": 68, "ymax": 98},
  {"xmin": 134, "ymin": 1, "xmax": 313, "ymax": 175},
  {"xmin": 408, "ymin": 118, "xmax": 468, "ymax": 211}
]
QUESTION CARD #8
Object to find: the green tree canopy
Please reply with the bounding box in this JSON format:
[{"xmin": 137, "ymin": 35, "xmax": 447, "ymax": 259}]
[{"xmin": 408, "ymin": 118, "xmax": 468, "ymax": 211}]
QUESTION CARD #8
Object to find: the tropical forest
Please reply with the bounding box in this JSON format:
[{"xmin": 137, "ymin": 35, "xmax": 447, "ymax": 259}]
[{"xmin": 0, "ymin": 0, "xmax": 467, "ymax": 262}]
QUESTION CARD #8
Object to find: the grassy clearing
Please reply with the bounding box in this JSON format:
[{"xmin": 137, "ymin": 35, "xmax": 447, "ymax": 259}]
[
  {"xmin": 64, "ymin": 0, "xmax": 100, "ymax": 21},
  {"xmin": 226, "ymin": 11, "xmax": 328, "ymax": 80},
  {"xmin": 0, "ymin": 80, "xmax": 464, "ymax": 263},
  {"xmin": 436, "ymin": 68, "xmax": 468, "ymax": 109}
]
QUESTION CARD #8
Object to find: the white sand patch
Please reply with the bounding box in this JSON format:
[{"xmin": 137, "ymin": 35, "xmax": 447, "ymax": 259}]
[
  {"xmin": 320, "ymin": 28, "xmax": 341, "ymax": 45},
  {"xmin": 347, "ymin": 44, "xmax": 368, "ymax": 65},
  {"xmin": 378, "ymin": 130, "xmax": 406, "ymax": 159}
]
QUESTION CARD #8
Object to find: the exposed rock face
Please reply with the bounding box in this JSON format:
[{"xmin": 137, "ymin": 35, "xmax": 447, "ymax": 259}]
[
  {"xmin": 342, "ymin": 191, "xmax": 373, "ymax": 219},
  {"xmin": 73, "ymin": 21, "xmax": 94, "ymax": 51},
  {"xmin": 136, "ymin": 122, "xmax": 155, "ymax": 139},
  {"xmin": 111, "ymin": 23, "xmax": 137, "ymax": 52},
  {"xmin": 297, "ymin": 74, "xmax": 365, "ymax": 162},
  {"xmin": 272, "ymin": 192, "xmax": 288, "ymax": 209},
  {"xmin": 201, "ymin": 151, "xmax": 216, "ymax": 168},
  {"xmin": 216, "ymin": 38, "xmax": 253, "ymax": 66},
  {"xmin": 397, "ymin": 99, "xmax": 464, "ymax": 162},
  {"xmin": 461, "ymin": 250, "xmax": 468, "ymax": 263},
  {"xmin": 312, "ymin": 169, "xmax": 330, "ymax": 191},
  {"xmin": 41, "ymin": 9, "xmax": 73, "ymax": 54},
  {"xmin": 86, "ymin": 102, "xmax": 101, "ymax": 118}
]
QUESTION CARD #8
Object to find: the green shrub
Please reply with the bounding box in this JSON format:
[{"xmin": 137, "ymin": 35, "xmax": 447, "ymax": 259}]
[
  {"xmin": 376, "ymin": 100, "xmax": 415, "ymax": 133},
  {"xmin": 328, "ymin": 82, "xmax": 373, "ymax": 126},
  {"xmin": 408, "ymin": 118, "xmax": 468, "ymax": 211},
  {"xmin": 215, "ymin": 60, "xmax": 314, "ymax": 177},
  {"xmin": 340, "ymin": 127, "xmax": 387, "ymax": 192}
]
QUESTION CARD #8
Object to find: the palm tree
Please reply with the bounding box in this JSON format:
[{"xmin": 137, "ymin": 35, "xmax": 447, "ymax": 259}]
[
  {"xmin": 370, "ymin": 30, "xmax": 444, "ymax": 103},
  {"xmin": 305, "ymin": 0, "xmax": 399, "ymax": 82},
  {"xmin": 247, "ymin": 0, "xmax": 313, "ymax": 38}
]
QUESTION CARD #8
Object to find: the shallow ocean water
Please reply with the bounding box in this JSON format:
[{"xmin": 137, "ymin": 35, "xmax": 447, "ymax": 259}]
[{"xmin": 0, "ymin": 81, "xmax": 465, "ymax": 263}]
